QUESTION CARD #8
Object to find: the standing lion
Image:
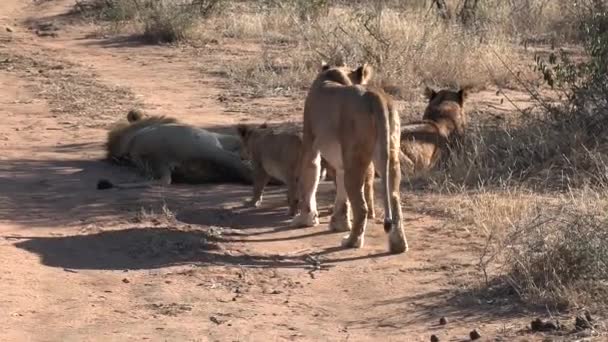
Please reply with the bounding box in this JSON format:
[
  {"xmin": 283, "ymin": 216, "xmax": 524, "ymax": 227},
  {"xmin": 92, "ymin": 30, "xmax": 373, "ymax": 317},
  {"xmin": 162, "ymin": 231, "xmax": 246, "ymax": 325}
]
[{"xmin": 291, "ymin": 62, "xmax": 408, "ymax": 254}]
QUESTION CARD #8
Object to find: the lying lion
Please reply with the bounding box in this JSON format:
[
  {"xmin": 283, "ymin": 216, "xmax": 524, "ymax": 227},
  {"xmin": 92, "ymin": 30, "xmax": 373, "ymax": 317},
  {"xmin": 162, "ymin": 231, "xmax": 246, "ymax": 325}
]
[
  {"xmin": 292, "ymin": 62, "xmax": 408, "ymax": 254},
  {"xmin": 400, "ymin": 86, "xmax": 469, "ymax": 179},
  {"xmin": 97, "ymin": 110, "xmax": 254, "ymax": 189}
]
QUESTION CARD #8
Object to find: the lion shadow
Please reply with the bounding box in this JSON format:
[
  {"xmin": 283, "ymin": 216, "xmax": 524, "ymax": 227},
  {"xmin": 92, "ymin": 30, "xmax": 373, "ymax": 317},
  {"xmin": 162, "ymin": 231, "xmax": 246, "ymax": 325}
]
[
  {"xmin": 0, "ymin": 154, "xmax": 295, "ymax": 230},
  {"xmin": 12, "ymin": 225, "xmax": 392, "ymax": 271},
  {"xmin": 12, "ymin": 226, "xmax": 309, "ymax": 271}
]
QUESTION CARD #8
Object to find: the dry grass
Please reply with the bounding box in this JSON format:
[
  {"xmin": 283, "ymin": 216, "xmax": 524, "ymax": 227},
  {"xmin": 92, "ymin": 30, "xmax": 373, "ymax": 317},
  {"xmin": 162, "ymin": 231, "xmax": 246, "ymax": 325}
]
[
  {"xmin": 73, "ymin": 0, "xmax": 226, "ymax": 43},
  {"xmin": 216, "ymin": 4, "xmax": 522, "ymax": 99},
  {"xmin": 71, "ymin": 0, "xmax": 589, "ymax": 96},
  {"xmin": 445, "ymin": 188, "xmax": 608, "ymax": 311}
]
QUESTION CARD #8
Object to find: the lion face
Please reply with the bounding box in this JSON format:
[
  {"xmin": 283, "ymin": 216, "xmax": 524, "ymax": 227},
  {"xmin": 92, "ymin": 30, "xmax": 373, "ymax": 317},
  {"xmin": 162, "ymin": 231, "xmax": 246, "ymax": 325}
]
[
  {"xmin": 423, "ymin": 86, "xmax": 469, "ymax": 137},
  {"xmin": 236, "ymin": 123, "xmax": 268, "ymax": 161}
]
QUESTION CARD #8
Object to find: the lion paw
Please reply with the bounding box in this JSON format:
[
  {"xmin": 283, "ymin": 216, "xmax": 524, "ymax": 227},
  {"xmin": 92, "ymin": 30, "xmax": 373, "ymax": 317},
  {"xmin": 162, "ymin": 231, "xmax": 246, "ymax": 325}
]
[
  {"xmin": 245, "ymin": 199, "xmax": 262, "ymax": 208},
  {"xmin": 341, "ymin": 234, "xmax": 364, "ymax": 248},
  {"xmin": 290, "ymin": 211, "xmax": 319, "ymax": 227},
  {"xmin": 388, "ymin": 230, "xmax": 408, "ymax": 254},
  {"xmin": 329, "ymin": 215, "xmax": 351, "ymax": 232}
]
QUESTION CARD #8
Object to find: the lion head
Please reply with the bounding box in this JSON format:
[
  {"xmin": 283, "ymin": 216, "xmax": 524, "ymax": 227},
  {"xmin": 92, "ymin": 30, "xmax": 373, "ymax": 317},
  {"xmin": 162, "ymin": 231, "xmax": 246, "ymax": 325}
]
[
  {"xmin": 423, "ymin": 86, "xmax": 470, "ymax": 137},
  {"xmin": 236, "ymin": 122, "xmax": 268, "ymax": 161},
  {"xmin": 316, "ymin": 61, "xmax": 373, "ymax": 86}
]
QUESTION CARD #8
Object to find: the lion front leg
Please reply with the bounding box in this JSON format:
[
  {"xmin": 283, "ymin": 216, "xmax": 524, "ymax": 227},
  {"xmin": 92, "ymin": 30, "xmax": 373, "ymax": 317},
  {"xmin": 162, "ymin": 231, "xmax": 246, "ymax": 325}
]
[
  {"xmin": 248, "ymin": 161, "xmax": 270, "ymax": 208},
  {"xmin": 341, "ymin": 162, "xmax": 369, "ymax": 249}
]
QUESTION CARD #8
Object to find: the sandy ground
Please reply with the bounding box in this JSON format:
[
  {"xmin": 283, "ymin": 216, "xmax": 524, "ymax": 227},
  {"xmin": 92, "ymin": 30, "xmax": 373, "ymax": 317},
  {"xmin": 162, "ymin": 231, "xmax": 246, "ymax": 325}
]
[{"xmin": 0, "ymin": 1, "xmax": 601, "ymax": 341}]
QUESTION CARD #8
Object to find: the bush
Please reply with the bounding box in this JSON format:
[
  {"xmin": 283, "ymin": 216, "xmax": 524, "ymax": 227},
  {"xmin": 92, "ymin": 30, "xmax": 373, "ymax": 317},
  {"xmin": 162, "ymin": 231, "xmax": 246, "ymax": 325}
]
[
  {"xmin": 452, "ymin": 3, "xmax": 608, "ymax": 311},
  {"xmin": 141, "ymin": 2, "xmax": 197, "ymax": 43},
  {"xmin": 73, "ymin": 0, "xmax": 227, "ymax": 43},
  {"xmin": 502, "ymin": 202, "xmax": 608, "ymax": 309}
]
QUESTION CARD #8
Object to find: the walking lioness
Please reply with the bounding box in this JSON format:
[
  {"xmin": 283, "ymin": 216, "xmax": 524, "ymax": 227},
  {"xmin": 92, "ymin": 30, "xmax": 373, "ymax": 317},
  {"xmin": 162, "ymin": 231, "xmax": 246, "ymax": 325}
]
[{"xmin": 291, "ymin": 62, "xmax": 407, "ymax": 254}]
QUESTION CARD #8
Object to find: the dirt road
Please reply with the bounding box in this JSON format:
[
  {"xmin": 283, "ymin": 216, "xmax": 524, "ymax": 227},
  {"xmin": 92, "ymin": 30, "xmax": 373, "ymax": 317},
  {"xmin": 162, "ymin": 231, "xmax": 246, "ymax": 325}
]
[{"xmin": 0, "ymin": 1, "xmax": 560, "ymax": 341}]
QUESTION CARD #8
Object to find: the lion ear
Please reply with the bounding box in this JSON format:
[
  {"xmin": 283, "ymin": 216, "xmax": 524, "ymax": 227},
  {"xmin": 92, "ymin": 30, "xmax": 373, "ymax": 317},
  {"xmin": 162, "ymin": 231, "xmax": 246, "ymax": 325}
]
[
  {"xmin": 424, "ymin": 86, "xmax": 438, "ymax": 101},
  {"xmin": 458, "ymin": 85, "xmax": 472, "ymax": 104},
  {"xmin": 320, "ymin": 61, "xmax": 330, "ymax": 71},
  {"xmin": 127, "ymin": 109, "xmax": 144, "ymax": 123},
  {"xmin": 353, "ymin": 63, "xmax": 373, "ymax": 85}
]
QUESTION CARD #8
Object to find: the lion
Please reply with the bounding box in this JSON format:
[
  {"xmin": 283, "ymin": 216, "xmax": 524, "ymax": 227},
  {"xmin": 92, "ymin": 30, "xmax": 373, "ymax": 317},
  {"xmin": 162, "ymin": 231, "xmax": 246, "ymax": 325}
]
[
  {"xmin": 291, "ymin": 62, "xmax": 408, "ymax": 254},
  {"xmin": 236, "ymin": 122, "xmax": 306, "ymax": 216},
  {"xmin": 97, "ymin": 110, "xmax": 254, "ymax": 189},
  {"xmin": 399, "ymin": 86, "xmax": 469, "ymax": 179}
]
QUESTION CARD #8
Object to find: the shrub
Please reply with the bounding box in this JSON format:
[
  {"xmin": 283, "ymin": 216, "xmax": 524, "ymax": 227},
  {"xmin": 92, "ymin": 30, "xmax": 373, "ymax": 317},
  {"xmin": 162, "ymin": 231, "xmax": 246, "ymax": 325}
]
[
  {"xmin": 503, "ymin": 199, "xmax": 608, "ymax": 309},
  {"xmin": 73, "ymin": 0, "xmax": 227, "ymax": 43}
]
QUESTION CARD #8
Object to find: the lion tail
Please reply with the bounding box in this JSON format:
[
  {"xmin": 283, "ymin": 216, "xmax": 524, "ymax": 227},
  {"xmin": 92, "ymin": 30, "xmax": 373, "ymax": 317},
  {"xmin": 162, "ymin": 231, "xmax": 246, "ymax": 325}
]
[{"xmin": 370, "ymin": 93, "xmax": 394, "ymax": 233}]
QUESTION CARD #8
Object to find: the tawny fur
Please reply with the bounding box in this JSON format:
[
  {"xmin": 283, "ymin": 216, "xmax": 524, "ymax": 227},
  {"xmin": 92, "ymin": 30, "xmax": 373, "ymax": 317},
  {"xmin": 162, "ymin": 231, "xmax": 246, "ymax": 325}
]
[
  {"xmin": 98, "ymin": 111, "xmax": 253, "ymax": 189},
  {"xmin": 400, "ymin": 86, "xmax": 469, "ymax": 179},
  {"xmin": 292, "ymin": 62, "xmax": 407, "ymax": 254},
  {"xmin": 236, "ymin": 123, "xmax": 305, "ymax": 216}
]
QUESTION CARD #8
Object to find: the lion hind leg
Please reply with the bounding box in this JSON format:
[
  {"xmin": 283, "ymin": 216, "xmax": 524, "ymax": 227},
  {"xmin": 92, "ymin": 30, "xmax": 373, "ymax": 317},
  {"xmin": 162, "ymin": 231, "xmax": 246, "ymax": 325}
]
[
  {"xmin": 373, "ymin": 149, "xmax": 392, "ymax": 229},
  {"xmin": 200, "ymin": 148, "xmax": 253, "ymax": 185},
  {"xmin": 329, "ymin": 169, "xmax": 351, "ymax": 232},
  {"xmin": 388, "ymin": 148, "xmax": 408, "ymax": 254},
  {"xmin": 97, "ymin": 162, "xmax": 172, "ymax": 190},
  {"xmin": 364, "ymin": 163, "xmax": 376, "ymax": 220},
  {"xmin": 341, "ymin": 158, "xmax": 370, "ymax": 249},
  {"xmin": 290, "ymin": 147, "xmax": 320, "ymax": 228}
]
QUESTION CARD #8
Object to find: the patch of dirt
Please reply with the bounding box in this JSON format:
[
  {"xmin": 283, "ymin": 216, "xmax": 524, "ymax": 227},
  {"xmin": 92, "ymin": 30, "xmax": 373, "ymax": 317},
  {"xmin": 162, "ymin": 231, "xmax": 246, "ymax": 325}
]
[{"xmin": 0, "ymin": 0, "xmax": 605, "ymax": 341}]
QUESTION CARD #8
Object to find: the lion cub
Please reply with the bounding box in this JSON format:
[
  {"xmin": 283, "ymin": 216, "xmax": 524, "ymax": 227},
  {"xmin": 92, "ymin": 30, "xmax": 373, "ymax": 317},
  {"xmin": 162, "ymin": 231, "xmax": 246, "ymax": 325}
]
[{"xmin": 236, "ymin": 123, "xmax": 303, "ymax": 216}]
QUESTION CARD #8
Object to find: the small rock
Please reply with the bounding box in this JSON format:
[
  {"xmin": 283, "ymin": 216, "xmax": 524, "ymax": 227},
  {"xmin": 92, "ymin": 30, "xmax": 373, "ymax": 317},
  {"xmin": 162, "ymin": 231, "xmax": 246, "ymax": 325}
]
[
  {"xmin": 35, "ymin": 30, "xmax": 58, "ymax": 38},
  {"xmin": 5, "ymin": 26, "xmax": 13, "ymax": 33},
  {"xmin": 531, "ymin": 318, "xmax": 559, "ymax": 332},
  {"xmin": 122, "ymin": 278, "xmax": 130, "ymax": 284},
  {"xmin": 430, "ymin": 334, "xmax": 440, "ymax": 342},
  {"xmin": 439, "ymin": 317, "xmax": 448, "ymax": 325},
  {"xmin": 469, "ymin": 329, "xmax": 481, "ymax": 340},
  {"xmin": 209, "ymin": 316, "xmax": 223, "ymax": 325}
]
